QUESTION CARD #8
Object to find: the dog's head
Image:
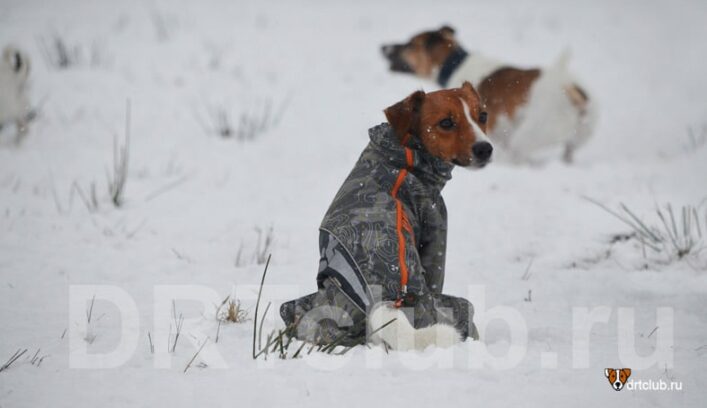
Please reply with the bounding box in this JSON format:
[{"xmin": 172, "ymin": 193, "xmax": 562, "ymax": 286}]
[
  {"xmin": 384, "ymin": 81, "xmax": 492, "ymax": 168},
  {"xmin": 604, "ymin": 368, "xmax": 631, "ymax": 391},
  {"xmin": 381, "ymin": 25, "xmax": 458, "ymax": 79},
  {"xmin": 2, "ymin": 46, "xmax": 31, "ymax": 84}
]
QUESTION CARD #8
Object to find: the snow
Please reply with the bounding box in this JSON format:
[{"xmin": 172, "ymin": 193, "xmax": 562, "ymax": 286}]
[{"xmin": 1, "ymin": 0, "xmax": 706, "ymax": 406}]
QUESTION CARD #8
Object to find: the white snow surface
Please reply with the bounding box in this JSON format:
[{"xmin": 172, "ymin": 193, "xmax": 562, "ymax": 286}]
[{"xmin": 1, "ymin": 0, "xmax": 706, "ymax": 407}]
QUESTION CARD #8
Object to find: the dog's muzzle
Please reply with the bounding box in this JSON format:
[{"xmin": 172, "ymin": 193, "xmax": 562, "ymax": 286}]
[
  {"xmin": 472, "ymin": 141, "xmax": 493, "ymax": 162},
  {"xmin": 381, "ymin": 44, "xmax": 412, "ymax": 73},
  {"xmin": 464, "ymin": 141, "xmax": 493, "ymax": 168}
]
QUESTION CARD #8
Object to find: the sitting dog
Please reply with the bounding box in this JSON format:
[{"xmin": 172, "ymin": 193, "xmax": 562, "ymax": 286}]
[
  {"xmin": 0, "ymin": 45, "xmax": 32, "ymax": 143},
  {"xmin": 280, "ymin": 82, "xmax": 491, "ymax": 350},
  {"xmin": 381, "ymin": 26, "xmax": 596, "ymax": 163}
]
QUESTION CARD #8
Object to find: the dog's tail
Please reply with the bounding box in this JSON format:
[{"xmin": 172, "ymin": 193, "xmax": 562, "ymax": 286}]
[{"xmin": 368, "ymin": 302, "xmax": 461, "ymax": 351}]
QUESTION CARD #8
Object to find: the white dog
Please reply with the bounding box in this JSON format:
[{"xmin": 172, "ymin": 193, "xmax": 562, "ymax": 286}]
[{"xmin": 0, "ymin": 46, "xmax": 32, "ymax": 142}]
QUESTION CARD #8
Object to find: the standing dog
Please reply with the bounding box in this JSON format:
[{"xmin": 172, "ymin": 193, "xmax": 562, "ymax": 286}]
[
  {"xmin": 381, "ymin": 26, "xmax": 596, "ymax": 163},
  {"xmin": 280, "ymin": 82, "xmax": 490, "ymax": 350},
  {"xmin": 0, "ymin": 46, "xmax": 32, "ymax": 142}
]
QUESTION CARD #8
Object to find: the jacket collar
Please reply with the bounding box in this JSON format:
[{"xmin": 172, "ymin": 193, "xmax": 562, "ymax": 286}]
[
  {"xmin": 437, "ymin": 46, "xmax": 468, "ymax": 87},
  {"xmin": 368, "ymin": 123, "xmax": 454, "ymax": 190}
]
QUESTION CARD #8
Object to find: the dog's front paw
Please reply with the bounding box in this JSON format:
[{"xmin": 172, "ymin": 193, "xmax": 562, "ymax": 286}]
[{"xmin": 368, "ymin": 302, "xmax": 461, "ymax": 351}]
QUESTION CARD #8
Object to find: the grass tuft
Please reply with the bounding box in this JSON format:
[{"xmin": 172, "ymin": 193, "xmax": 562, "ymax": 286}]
[
  {"xmin": 196, "ymin": 97, "xmax": 289, "ymax": 142},
  {"xmin": 215, "ymin": 295, "xmax": 249, "ymax": 323},
  {"xmin": 585, "ymin": 196, "xmax": 706, "ymax": 262}
]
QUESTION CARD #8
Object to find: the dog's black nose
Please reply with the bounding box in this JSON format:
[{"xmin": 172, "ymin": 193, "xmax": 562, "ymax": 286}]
[
  {"xmin": 381, "ymin": 44, "xmax": 394, "ymax": 57},
  {"xmin": 472, "ymin": 141, "xmax": 493, "ymax": 161},
  {"xmin": 615, "ymin": 382, "xmax": 621, "ymax": 387}
]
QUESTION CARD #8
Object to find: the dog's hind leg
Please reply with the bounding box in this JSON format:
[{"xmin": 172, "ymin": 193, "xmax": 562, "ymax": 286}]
[
  {"xmin": 562, "ymin": 83, "xmax": 596, "ymax": 163},
  {"xmin": 280, "ymin": 278, "xmax": 367, "ymax": 346},
  {"xmin": 562, "ymin": 143, "xmax": 575, "ymax": 163}
]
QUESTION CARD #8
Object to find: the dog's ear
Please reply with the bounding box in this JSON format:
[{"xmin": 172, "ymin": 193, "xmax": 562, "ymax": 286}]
[
  {"xmin": 460, "ymin": 81, "xmax": 486, "ymax": 129},
  {"xmin": 439, "ymin": 25, "xmax": 456, "ymax": 38},
  {"xmin": 604, "ymin": 368, "xmax": 611, "ymax": 378},
  {"xmin": 461, "ymin": 81, "xmax": 481, "ymax": 105},
  {"xmin": 384, "ymin": 90, "xmax": 425, "ymax": 142},
  {"xmin": 621, "ymin": 368, "xmax": 631, "ymax": 379}
]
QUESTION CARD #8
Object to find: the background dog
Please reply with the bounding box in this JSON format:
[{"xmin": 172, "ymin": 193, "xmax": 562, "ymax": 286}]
[
  {"xmin": 0, "ymin": 45, "xmax": 32, "ymax": 143},
  {"xmin": 381, "ymin": 25, "xmax": 596, "ymax": 163}
]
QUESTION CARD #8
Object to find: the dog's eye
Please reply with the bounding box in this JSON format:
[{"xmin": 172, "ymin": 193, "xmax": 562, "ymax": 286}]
[
  {"xmin": 438, "ymin": 118, "xmax": 455, "ymax": 130},
  {"xmin": 479, "ymin": 111, "xmax": 488, "ymax": 125}
]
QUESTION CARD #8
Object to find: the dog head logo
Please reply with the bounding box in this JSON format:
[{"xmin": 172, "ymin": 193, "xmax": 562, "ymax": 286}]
[{"xmin": 604, "ymin": 368, "xmax": 631, "ymax": 391}]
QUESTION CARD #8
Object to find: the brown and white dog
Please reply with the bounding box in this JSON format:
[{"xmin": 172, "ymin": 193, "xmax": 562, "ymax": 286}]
[
  {"xmin": 381, "ymin": 26, "xmax": 596, "ymax": 163},
  {"xmin": 280, "ymin": 81, "xmax": 490, "ymax": 350},
  {"xmin": 0, "ymin": 45, "xmax": 32, "ymax": 143}
]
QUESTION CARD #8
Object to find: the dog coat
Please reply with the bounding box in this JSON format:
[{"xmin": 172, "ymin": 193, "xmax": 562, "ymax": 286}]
[{"xmin": 280, "ymin": 123, "xmax": 478, "ymax": 345}]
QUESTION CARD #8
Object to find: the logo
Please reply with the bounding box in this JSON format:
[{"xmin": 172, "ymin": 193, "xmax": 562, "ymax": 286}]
[{"xmin": 604, "ymin": 368, "xmax": 631, "ymax": 391}]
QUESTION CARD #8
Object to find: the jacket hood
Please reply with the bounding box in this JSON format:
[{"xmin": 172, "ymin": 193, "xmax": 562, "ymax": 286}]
[{"xmin": 368, "ymin": 123, "xmax": 454, "ymax": 190}]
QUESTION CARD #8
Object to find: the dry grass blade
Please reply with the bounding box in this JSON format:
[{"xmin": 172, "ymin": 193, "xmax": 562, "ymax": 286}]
[
  {"xmin": 694, "ymin": 207, "xmax": 703, "ymax": 238},
  {"xmin": 270, "ymin": 329, "xmax": 284, "ymax": 353},
  {"xmin": 619, "ymin": 203, "xmax": 662, "ymax": 243},
  {"xmin": 257, "ymin": 302, "xmax": 271, "ymax": 350},
  {"xmin": 656, "ymin": 208, "xmax": 680, "ymax": 251},
  {"xmin": 184, "ymin": 338, "xmax": 209, "ymax": 373},
  {"xmin": 323, "ymin": 317, "xmax": 399, "ymax": 354},
  {"xmin": 584, "ymin": 196, "xmax": 659, "ymax": 248},
  {"xmin": 667, "ymin": 204, "xmax": 679, "ymax": 242},
  {"xmin": 337, "ymin": 346, "xmax": 354, "ymax": 355},
  {"xmin": 0, "ymin": 349, "xmax": 27, "ymax": 373},
  {"xmin": 254, "ymin": 227, "xmax": 274, "ymax": 265},
  {"xmin": 322, "ymin": 331, "xmax": 354, "ymax": 354},
  {"xmin": 521, "ymin": 259, "xmax": 533, "ymax": 280},
  {"xmin": 253, "ymin": 323, "xmax": 295, "ymax": 359},
  {"xmin": 30, "ymin": 349, "xmax": 40, "ymax": 364},
  {"xmin": 86, "ymin": 294, "xmax": 96, "ymax": 323},
  {"xmin": 171, "ymin": 300, "xmax": 184, "ymax": 352},
  {"xmin": 264, "ymin": 331, "xmax": 274, "ymax": 360},
  {"xmin": 252, "ymin": 254, "xmax": 272, "ymax": 359},
  {"xmin": 368, "ymin": 318, "xmax": 398, "ymax": 338},
  {"xmin": 107, "ymin": 99, "xmax": 131, "ymax": 207},
  {"xmin": 215, "ymin": 295, "xmax": 230, "ymax": 317},
  {"xmin": 71, "ymin": 181, "xmax": 99, "ymax": 213},
  {"xmin": 292, "ymin": 341, "xmax": 307, "ymax": 359}
]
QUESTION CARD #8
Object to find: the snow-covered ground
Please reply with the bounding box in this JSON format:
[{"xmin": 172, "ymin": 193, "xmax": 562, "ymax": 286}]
[{"xmin": 1, "ymin": 0, "xmax": 706, "ymax": 406}]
